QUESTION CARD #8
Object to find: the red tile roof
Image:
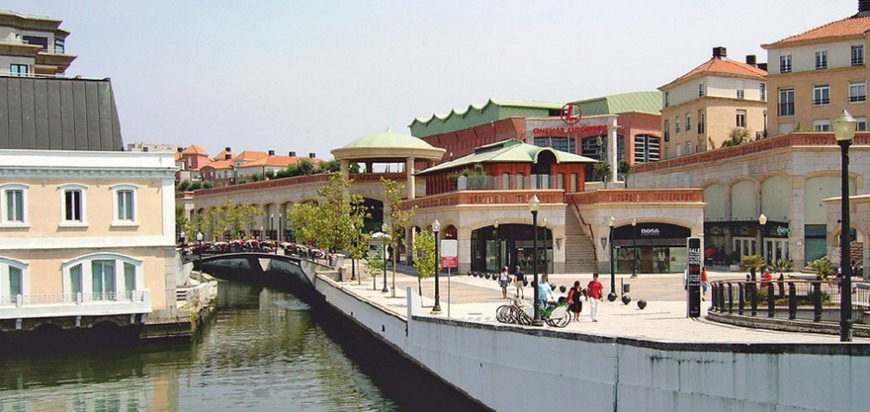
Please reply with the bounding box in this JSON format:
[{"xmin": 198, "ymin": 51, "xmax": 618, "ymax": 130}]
[
  {"xmin": 764, "ymin": 15, "xmax": 870, "ymax": 48},
  {"xmin": 245, "ymin": 155, "xmax": 300, "ymax": 167},
  {"xmin": 661, "ymin": 57, "xmax": 766, "ymax": 90},
  {"xmin": 233, "ymin": 150, "xmax": 268, "ymax": 161},
  {"xmin": 182, "ymin": 144, "xmax": 208, "ymax": 155},
  {"xmin": 199, "ymin": 159, "xmax": 233, "ymax": 171}
]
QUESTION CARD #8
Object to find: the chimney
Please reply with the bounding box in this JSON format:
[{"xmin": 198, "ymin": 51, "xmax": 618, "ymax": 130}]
[
  {"xmin": 224, "ymin": 153, "xmax": 231, "ymax": 160},
  {"xmin": 745, "ymin": 55, "xmax": 757, "ymax": 66},
  {"xmin": 268, "ymin": 149, "xmax": 275, "ymax": 156},
  {"xmin": 177, "ymin": 147, "xmax": 183, "ymax": 153},
  {"xmin": 224, "ymin": 147, "xmax": 231, "ymax": 153},
  {"xmin": 860, "ymin": 0, "xmax": 870, "ymax": 16},
  {"xmin": 758, "ymin": 63, "xmax": 768, "ymax": 71},
  {"xmin": 289, "ymin": 151, "xmax": 296, "ymax": 157},
  {"xmin": 309, "ymin": 152, "xmax": 316, "ymax": 159},
  {"xmin": 142, "ymin": 146, "xmax": 149, "ymax": 152},
  {"xmin": 712, "ymin": 46, "xmax": 727, "ymax": 59}
]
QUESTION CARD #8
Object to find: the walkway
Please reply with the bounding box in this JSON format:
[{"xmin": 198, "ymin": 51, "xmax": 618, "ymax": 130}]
[{"xmin": 334, "ymin": 264, "xmax": 870, "ymax": 344}]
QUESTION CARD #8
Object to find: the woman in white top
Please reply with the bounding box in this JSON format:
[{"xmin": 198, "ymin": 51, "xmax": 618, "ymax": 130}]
[{"xmin": 498, "ymin": 266, "xmax": 510, "ymax": 299}]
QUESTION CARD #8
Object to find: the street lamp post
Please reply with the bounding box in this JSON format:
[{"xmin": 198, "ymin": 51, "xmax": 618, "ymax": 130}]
[
  {"xmin": 432, "ymin": 219, "xmax": 442, "ymax": 314},
  {"xmin": 494, "ymin": 220, "xmax": 499, "ymax": 271},
  {"xmin": 350, "ymin": 224, "xmax": 357, "ymax": 281},
  {"xmin": 834, "ymin": 109, "xmax": 856, "ymax": 342},
  {"xmin": 758, "ymin": 213, "xmax": 767, "ymax": 265},
  {"xmin": 382, "ymin": 223, "xmax": 390, "ymax": 293},
  {"xmin": 180, "ymin": 231, "xmax": 186, "ymax": 247},
  {"xmin": 542, "ymin": 218, "xmax": 548, "ymax": 275},
  {"xmin": 631, "ymin": 218, "xmax": 638, "ymax": 278},
  {"xmin": 608, "ymin": 216, "xmax": 617, "ymax": 301},
  {"xmin": 529, "ymin": 195, "xmax": 543, "ymax": 326},
  {"xmin": 196, "ymin": 231, "xmax": 203, "ymax": 263}
]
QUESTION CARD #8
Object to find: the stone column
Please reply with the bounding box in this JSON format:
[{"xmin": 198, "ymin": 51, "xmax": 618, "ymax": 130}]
[
  {"xmin": 608, "ymin": 115, "xmax": 619, "ymax": 184},
  {"xmin": 406, "ymin": 157, "xmax": 416, "ymax": 200}
]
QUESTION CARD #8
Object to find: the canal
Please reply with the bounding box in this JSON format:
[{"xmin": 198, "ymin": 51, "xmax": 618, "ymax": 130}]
[{"xmin": 0, "ymin": 282, "xmax": 406, "ymax": 411}]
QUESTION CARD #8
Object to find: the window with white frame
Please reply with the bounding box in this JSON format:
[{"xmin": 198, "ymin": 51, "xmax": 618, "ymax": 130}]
[
  {"xmin": 813, "ymin": 84, "xmax": 830, "ymax": 105},
  {"xmin": 815, "ymin": 50, "xmax": 827, "ymax": 70},
  {"xmin": 813, "ymin": 120, "xmax": 831, "ymax": 132},
  {"xmin": 736, "ymin": 110, "xmax": 747, "ymax": 128},
  {"xmin": 111, "ymin": 184, "xmax": 137, "ymax": 224},
  {"xmin": 856, "ymin": 118, "xmax": 867, "ymax": 131},
  {"xmin": 0, "ymin": 257, "xmax": 28, "ymax": 305},
  {"xmin": 633, "ymin": 134, "xmax": 660, "ymax": 163},
  {"xmin": 852, "ymin": 44, "xmax": 864, "ymax": 66},
  {"xmin": 779, "ymin": 88, "xmax": 795, "ymax": 116},
  {"xmin": 685, "ymin": 114, "xmax": 692, "ymax": 132},
  {"xmin": 0, "ymin": 183, "xmax": 27, "ymax": 226},
  {"xmin": 62, "ymin": 253, "xmax": 143, "ymax": 302},
  {"xmin": 59, "ymin": 184, "xmax": 86, "ymax": 225},
  {"xmin": 849, "ymin": 80, "xmax": 866, "ymax": 103},
  {"xmin": 780, "ymin": 54, "xmax": 792, "ymax": 73},
  {"xmin": 9, "ymin": 64, "xmax": 28, "ymax": 76},
  {"xmin": 736, "ymin": 80, "xmax": 744, "ymax": 99}
]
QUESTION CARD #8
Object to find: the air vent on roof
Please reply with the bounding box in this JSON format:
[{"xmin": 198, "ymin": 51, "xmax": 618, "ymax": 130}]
[
  {"xmin": 745, "ymin": 55, "xmax": 757, "ymax": 66},
  {"xmin": 309, "ymin": 152, "xmax": 316, "ymax": 158},
  {"xmin": 712, "ymin": 47, "xmax": 727, "ymax": 58},
  {"xmin": 758, "ymin": 63, "xmax": 768, "ymax": 71},
  {"xmin": 289, "ymin": 151, "xmax": 296, "ymax": 157},
  {"xmin": 177, "ymin": 147, "xmax": 183, "ymax": 152},
  {"xmin": 268, "ymin": 149, "xmax": 275, "ymax": 156},
  {"xmin": 225, "ymin": 147, "xmax": 231, "ymax": 152},
  {"xmin": 142, "ymin": 146, "xmax": 149, "ymax": 152}
]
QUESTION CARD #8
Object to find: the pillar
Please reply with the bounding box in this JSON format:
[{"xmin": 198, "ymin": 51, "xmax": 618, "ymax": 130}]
[{"xmin": 406, "ymin": 157, "xmax": 416, "ymax": 200}]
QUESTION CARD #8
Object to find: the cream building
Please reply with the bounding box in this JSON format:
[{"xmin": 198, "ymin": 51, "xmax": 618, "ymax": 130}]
[
  {"xmin": 659, "ymin": 47, "xmax": 767, "ymax": 159},
  {"xmin": 0, "ymin": 10, "xmax": 75, "ymax": 76},
  {"xmin": 763, "ymin": 3, "xmax": 870, "ymax": 135},
  {"xmin": 0, "ymin": 149, "xmax": 178, "ymax": 330}
]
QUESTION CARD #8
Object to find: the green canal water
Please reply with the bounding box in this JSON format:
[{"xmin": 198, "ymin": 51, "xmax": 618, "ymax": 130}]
[{"xmin": 0, "ymin": 282, "xmax": 402, "ymax": 411}]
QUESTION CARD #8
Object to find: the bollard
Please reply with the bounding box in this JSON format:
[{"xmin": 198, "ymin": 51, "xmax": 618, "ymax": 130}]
[
  {"xmin": 788, "ymin": 282, "xmax": 797, "ymax": 320},
  {"xmin": 812, "ymin": 280, "xmax": 822, "ymax": 322},
  {"xmin": 750, "ymin": 282, "xmax": 758, "ymax": 317},
  {"xmin": 738, "ymin": 283, "xmax": 745, "ymax": 315},
  {"xmin": 727, "ymin": 282, "xmax": 734, "ymax": 314},
  {"xmin": 767, "ymin": 283, "xmax": 775, "ymax": 318},
  {"xmin": 711, "ymin": 283, "xmax": 718, "ymax": 310}
]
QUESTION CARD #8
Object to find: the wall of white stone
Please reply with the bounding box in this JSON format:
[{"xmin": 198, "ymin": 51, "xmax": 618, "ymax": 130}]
[{"xmin": 315, "ymin": 278, "xmax": 870, "ymax": 412}]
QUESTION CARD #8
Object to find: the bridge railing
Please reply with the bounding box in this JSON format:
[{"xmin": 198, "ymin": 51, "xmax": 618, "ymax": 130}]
[{"xmin": 709, "ymin": 278, "xmax": 870, "ymax": 324}]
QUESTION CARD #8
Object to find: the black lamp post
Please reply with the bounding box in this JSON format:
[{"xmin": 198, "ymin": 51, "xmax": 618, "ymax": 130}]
[
  {"xmin": 759, "ymin": 213, "xmax": 767, "ymax": 265},
  {"xmin": 180, "ymin": 231, "xmax": 186, "ymax": 247},
  {"xmin": 631, "ymin": 218, "xmax": 638, "ymax": 278},
  {"xmin": 494, "ymin": 220, "xmax": 499, "ymax": 271},
  {"xmin": 542, "ymin": 218, "xmax": 549, "ymax": 275},
  {"xmin": 608, "ymin": 216, "xmax": 618, "ymax": 301},
  {"xmin": 834, "ymin": 109, "xmax": 856, "ymax": 342},
  {"xmin": 432, "ymin": 219, "xmax": 442, "ymax": 314},
  {"xmin": 382, "ymin": 223, "xmax": 390, "ymax": 293},
  {"xmin": 350, "ymin": 223, "xmax": 357, "ymax": 281},
  {"xmin": 529, "ymin": 195, "xmax": 543, "ymax": 326}
]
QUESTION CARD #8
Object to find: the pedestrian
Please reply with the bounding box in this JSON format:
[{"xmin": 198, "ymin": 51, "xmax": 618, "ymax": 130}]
[
  {"xmin": 498, "ymin": 266, "xmax": 510, "ymax": 299},
  {"xmin": 567, "ymin": 280, "xmax": 583, "ymax": 321},
  {"xmin": 538, "ymin": 273, "xmax": 554, "ymax": 309},
  {"xmin": 701, "ymin": 266, "xmax": 709, "ymax": 299},
  {"xmin": 514, "ymin": 266, "xmax": 525, "ymax": 299},
  {"xmin": 586, "ymin": 272, "xmax": 604, "ymax": 322},
  {"xmin": 760, "ymin": 267, "xmax": 772, "ymax": 289}
]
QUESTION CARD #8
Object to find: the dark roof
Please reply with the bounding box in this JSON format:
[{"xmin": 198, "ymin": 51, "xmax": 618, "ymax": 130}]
[{"xmin": 0, "ymin": 76, "xmax": 124, "ymax": 151}]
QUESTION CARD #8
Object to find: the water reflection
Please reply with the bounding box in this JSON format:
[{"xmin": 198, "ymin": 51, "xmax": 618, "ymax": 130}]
[{"xmin": 0, "ymin": 281, "xmax": 397, "ymax": 411}]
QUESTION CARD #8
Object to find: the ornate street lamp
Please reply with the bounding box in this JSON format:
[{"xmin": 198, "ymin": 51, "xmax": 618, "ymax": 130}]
[
  {"xmin": 608, "ymin": 216, "xmax": 618, "ymax": 302},
  {"xmin": 834, "ymin": 109, "xmax": 856, "ymax": 342},
  {"xmin": 758, "ymin": 213, "xmax": 767, "ymax": 265},
  {"xmin": 196, "ymin": 231, "xmax": 204, "ymax": 263},
  {"xmin": 494, "ymin": 220, "xmax": 500, "ymax": 271},
  {"xmin": 529, "ymin": 195, "xmax": 543, "ymax": 326},
  {"xmin": 432, "ymin": 219, "xmax": 442, "ymax": 314},
  {"xmin": 631, "ymin": 218, "xmax": 638, "ymax": 278},
  {"xmin": 179, "ymin": 231, "xmax": 186, "ymax": 247}
]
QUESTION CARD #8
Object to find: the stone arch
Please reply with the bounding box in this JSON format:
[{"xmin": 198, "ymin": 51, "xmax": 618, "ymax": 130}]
[
  {"xmin": 731, "ymin": 179, "xmax": 758, "ymax": 221},
  {"xmin": 703, "ymin": 183, "xmax": 729, "ymax": 221},
  {"xmin": 760, "ymin": 174, "xmax": 789, "ymax": 221}
]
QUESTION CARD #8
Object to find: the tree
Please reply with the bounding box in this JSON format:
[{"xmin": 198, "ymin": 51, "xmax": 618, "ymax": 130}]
[
  {"xmin": 618, "ymin": 160, "xmax": 632, "ymax": 188},
  {"xmin": 175, "ymin": 206, "xmax": 189, "ymax": 242},
  {"xmin": 285, "ymin": 174, "xmax": 368, "ymax": 257},
  {"xmin": 593, "ymin": 162, "xmax": 612, "ymax": 188},
  {"xmin": 412, "ymin": 229, "xmax": 436, "ymax": 298},
  {"xmin": 741, "ymin": 254, "xmax": 765, "ymax": 280},
  {"xmin": 298, "ymin": 159, "xmax": 315, "ymax": 175},
  {"xmin": 722, "ymin": 128, "xmax": 751, "ymax": 148},
  {"xmin": 382, "ymin": 177, "xmax": 417, "ymax": 296},
  {"xmin": 807, "ymin": 258, "xmax": 834, "ymax": 280},
  {"xmin": 364, "ymin": 243, "xmax": 387, "ymax": 290}
]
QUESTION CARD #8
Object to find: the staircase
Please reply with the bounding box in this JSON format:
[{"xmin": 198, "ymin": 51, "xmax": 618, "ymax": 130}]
[
  {"xmin": 564, "ymin": 205, "xmax": 598, "ymax": 273},
  {"xmin": 826, "ymin": 242, "xmax": 864, "ymax": 268}
]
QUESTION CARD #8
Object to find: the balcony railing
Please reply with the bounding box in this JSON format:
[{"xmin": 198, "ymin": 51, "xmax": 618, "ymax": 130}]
[
  {"xmin": 0, "ymin": 289, "xmax": 152, "ymax": 319},
  {"xmin": 403, "ymin": 190, "xmax": 564, "ymax": 210}
]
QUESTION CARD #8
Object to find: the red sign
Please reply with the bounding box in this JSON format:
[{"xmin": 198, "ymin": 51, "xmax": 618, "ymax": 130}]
[
  {"xmin": 533, "ymin": 125, "xmax": 608, "ymax": 136},
  {"xmin": 441, "ymin": 256, "xmax": 458, "ymax": 268},
  {"xmin": 560, "ymin": 103, "xmax": 582, "ymax": 125}
]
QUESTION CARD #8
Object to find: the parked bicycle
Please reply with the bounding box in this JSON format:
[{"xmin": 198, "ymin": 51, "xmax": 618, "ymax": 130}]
[{"xmin": 496, "ymin": 297, "xmax": 569, "ymax": 328}]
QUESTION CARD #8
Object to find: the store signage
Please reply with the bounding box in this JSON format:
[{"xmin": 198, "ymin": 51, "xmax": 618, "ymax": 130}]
[
  {"xmin": 686, "ymin": 237, "xmax": 701, "ymax": 318},
  {"xmin": 532, "ymin": 125, "xmax": 609, "ymax": 136},
  {"xmin": 441, "ymin": 239, "xmax": 458, "ymax": 269},
  {"xmin": 560, "ymin": 103, "xmax": 582, "ymax": 125}
]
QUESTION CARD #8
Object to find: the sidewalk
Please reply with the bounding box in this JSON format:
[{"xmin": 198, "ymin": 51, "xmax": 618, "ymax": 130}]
[{"xmin": 335, "ymin": 262, "xmax": 869, "ymax": 344}]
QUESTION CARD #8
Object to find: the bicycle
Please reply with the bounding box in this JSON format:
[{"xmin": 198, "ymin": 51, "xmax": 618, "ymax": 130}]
[{"xmin": 496, "ymin": 297, "xmax": 569, "ymax": 328}]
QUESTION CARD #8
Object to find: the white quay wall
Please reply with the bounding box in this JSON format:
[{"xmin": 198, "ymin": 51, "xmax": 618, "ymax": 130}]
[{"xmin": 315, "ymin": 278, "xmax": 870, "ymax": 412}]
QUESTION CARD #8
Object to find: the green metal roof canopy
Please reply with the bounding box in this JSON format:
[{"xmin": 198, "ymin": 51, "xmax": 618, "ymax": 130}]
[{"xmin": 416, "ymin": 139, "xmax": 598, "ymax": 176}]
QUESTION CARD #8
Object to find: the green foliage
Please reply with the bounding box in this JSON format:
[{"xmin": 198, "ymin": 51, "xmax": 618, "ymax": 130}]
[
  {"xmin": 741, "ymin": 254, "xmax": 765, "ymax": 272},
  {"xmin": 285, "ymin": 174, "xmax": 368, "ymax": 253},
  {"xmin": 412, "ymin": 229, "xmax": 436, "ymax": 297},
  {"xmin": 177, "ymin": 180, "xmax": 191, "ymax": 192},
  {"xmin": 381, "ymin": 177, "xmax": 416, "ymax": 275},
  {"xmin": 189, "ymin": 181, "xmax": 203, "ymax": 190},
  {"xmin": 175, "ymin": 206, "xmax": 189, "ymax": 241},
  {"xmin": 202, "ymin": 181, "xmax": 213, "ymax": 189},
  {"xmin": 618, "ymin": 160, "xmax": 631, "ymax": 188},
  {"xmin": 320, "ymin": 159, "xmax": 341, "ymax": 174},
  {"xmin": 807, "ymin": 258, "xmax": 834, "ymax": 279},
  {"xmin": 593, "ymin": 162, "xmax": 611, "ymax": 186},
  {"xmin": 364, "ymin": 244, "xmax": 386, "ymax": 280},
  {"xmin": 196, "ymin": 201, "xmax": 263, "ymax": 241},
  {"xmin": 447, "ymin": 163, "xmax": 488, "ymax": 189},
  {"xmin": 771, "ymin": 258, "xmax": 794, "ymax": 273},
  {"xmin": 722, "ymin": 128, "xmax": 751, "ymax": 147},
  {"xmin": 298, "ymin": 159, "xmax": 315, "ymax": 175}
]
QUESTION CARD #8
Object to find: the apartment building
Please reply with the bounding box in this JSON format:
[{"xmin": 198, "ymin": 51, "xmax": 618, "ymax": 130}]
[
  {"xmin": 764, "ymin": 2, "xmax": 870, "ymax": 135},
  {"xmin": 659, "ymin": 47, "xmax": 768, "ymax": 159},
  {"xmin": 0, "ymin": 10, "xmax": 75, "ymax": 76}
]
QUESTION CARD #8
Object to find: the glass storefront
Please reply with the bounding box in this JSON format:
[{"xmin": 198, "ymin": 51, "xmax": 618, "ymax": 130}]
[
  {"xmin": 612, "ymin": 222, "xmax": 691, "ymax": 274},
  {"xmin": 471, "ymin": 224, "xmax": 551, "ymax": 274}
]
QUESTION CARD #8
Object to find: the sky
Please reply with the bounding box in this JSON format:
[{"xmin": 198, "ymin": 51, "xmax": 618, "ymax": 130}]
[{"xmin": 4, "ymin": 0, "xmax": 859, "ymax": 160}]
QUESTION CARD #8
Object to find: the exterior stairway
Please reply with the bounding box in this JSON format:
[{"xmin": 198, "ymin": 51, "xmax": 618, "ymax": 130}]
[{"xmin": 564, "ymin": 205, "xmax": 598, "ymax": 273}]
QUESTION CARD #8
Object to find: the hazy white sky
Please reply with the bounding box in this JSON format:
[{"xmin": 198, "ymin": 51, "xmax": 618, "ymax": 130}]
[{"xmin": 4, "ymin": 0, "xmax": 858, "ymax": 159}]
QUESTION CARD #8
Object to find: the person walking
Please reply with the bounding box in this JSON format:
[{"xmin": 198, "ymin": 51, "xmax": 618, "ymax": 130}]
[
  {"xmin": 513, "ymin": 266, "xmax": 525, "ymax": 299},
  {"xmin": 498, "ymin": 266, "xmax": 510, "ymax": 299},
  {"xmin": 537, "ymin": 273, "xmax": 554, "ymax": 309},
  {"xmin": 701, "ymin": 266, "xmax": 709, "ymax": 300},
  {"xmin": 586, "ymin": 273, "xmax": 604, "ymax": 322},
  {"xmin": 567, "ymin": 280, "xmax": 583, "ymax": 322}
]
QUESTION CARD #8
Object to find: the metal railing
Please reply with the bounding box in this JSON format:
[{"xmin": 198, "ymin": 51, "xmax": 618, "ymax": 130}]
[
  {"xmin": 709, "ymin": 278, "xmax": 870, "ymax": 323},
  {"xmin": 0, "ymin": 290, "xmax": 147, "ymax": 306}
]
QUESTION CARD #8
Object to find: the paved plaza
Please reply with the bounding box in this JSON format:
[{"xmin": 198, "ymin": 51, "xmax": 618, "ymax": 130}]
[{"xmin": 335, "ymin": 265, "xmax": 870, "ymax": 344}]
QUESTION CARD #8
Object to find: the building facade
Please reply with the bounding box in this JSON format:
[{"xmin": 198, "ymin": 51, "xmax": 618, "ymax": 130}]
[{"xmin": 0, "ymin": 10, "xmax": 75, "ymax": 76}]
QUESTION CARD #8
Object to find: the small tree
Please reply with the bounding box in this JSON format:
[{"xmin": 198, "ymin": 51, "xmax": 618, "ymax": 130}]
[
  {"xmin": 722, "ymin": 128, "xmax": 751, "ymax": 148},
  {"xmin": 618, "ymin": 160, "xmax": 632, "ymax": 188},
  {"xmin": 364, "ymin": 244, "xmax": 387, "ymax": 290},
  {"xmin": 412, "ymin": 229, "xmax": 436, "ymax": 298},
  {"xmin": 807, "ymin": 258, "xmax": 834, "ymax": 280},
  {"xmin": 382, "ymin": 177, "xmax": 417, "ymax": 297},
  {"xmin": 741, "ymin": 254, "xmax": 765, "ymax": 280},
  {"xmin": 593, "ymin": 162, "xmax": 612, "ymax": 188}
]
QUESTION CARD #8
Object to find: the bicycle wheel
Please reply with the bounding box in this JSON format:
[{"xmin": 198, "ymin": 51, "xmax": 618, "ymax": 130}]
[
  {"xmin": 496, "ymin": 305, "xmax": 512, "ymax": 323},
  {"xmin": 548, "ymin": 306, "xmax": 570, "ymax": 328}
]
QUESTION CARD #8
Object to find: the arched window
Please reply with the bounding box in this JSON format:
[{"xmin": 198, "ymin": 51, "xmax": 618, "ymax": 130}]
[
  {"xmin": 0, "ymin": 256, "xmax": 28, "ymax": 304},
  {"xmin": 62, "ymin": 253, "xmax": 143, "ymax": 302},
  {"xmin": 0, "ymin": 183, "xmax": 28, "ymax": 226}
]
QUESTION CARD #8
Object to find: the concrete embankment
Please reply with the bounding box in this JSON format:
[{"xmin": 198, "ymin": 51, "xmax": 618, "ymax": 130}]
[{"xmin": 311, "ymin": 272, "xmax": 870, "ymax": 412}]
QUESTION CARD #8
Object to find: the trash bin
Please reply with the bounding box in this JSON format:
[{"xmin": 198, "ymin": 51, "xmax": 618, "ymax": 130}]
[{"xmin": 622, "ymin": 283, "xmax": 631, "ymax": 294}]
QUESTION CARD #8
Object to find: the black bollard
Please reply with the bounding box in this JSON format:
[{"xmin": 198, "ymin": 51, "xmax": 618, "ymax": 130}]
[{"xmin": 788, "ymin": 282, "xmax": 797, "ymax": 320}]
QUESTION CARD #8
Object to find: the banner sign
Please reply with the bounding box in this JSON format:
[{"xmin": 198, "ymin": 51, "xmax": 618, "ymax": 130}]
[
  {"xmin": 687, "ymin": 237, "xmax": 702, "ymax": 318},
  {"xmin": 441, "ymin": 239, "xmax": 458, "ymax": 269}
]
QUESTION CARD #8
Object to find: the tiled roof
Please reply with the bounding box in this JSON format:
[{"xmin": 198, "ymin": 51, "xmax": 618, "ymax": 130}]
[
  {"xmin": 409, "ymin": 99, "xmax": 562, "ymax": 127},
  {"xmin": 245, "ymin": 155, "xmax": 311, "ymax": 167},
  {"xmin": 661, "ymin": 57, "xmax": 766, "ymax": 90},
  {"xmin": 416, "ymin": 139, "xmax": 597, "ymax": 176},
  {"xmin": 182, "ymin": 144, "xmax": 207, "ymax": 155},
  {"xmin": 211, "ymin": 150, "xmax": 232, "ymax": 161},
  {"xmin": 764, "ymin": 15, "xmax": 870, "ymax": 48},
  {"xmin": 200, "ymin": 159, "xmax": 232, "ymax": 171},
  {"xmin": 234, "ymin": 150, "xmax": 267, "ymax": 161},
  {"xmin": 572, "ymin": 91, "xmax": 662, "ymax": 116}
]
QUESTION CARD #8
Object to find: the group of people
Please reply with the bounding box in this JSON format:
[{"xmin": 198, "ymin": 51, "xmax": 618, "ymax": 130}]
[{"xmin": 497, "ymin": 266, "xmax": 604, "ymax": 322}]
